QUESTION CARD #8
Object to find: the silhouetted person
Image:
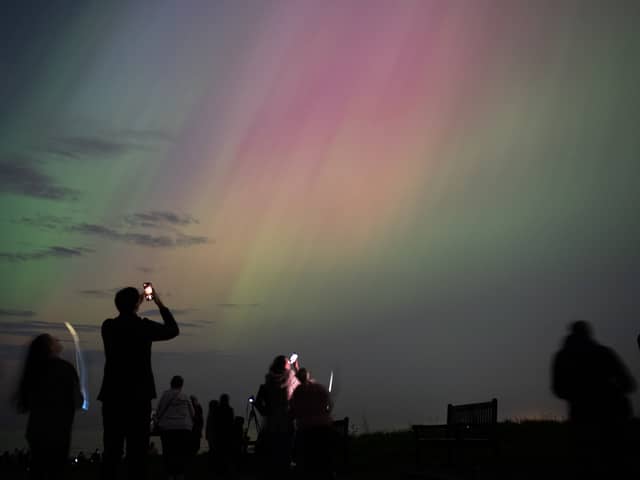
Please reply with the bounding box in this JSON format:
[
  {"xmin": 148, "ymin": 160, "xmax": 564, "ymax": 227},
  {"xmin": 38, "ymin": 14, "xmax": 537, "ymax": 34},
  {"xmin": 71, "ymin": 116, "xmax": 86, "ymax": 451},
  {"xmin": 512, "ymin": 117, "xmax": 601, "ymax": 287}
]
[
  {"xmin": 156, "ymin": 376, "xmax": 194, "ymax": 480},
  {"xmin": 255, "ymin": 355, "xmax": 300, "ymax": 479},
  {"xmin": 211, "ymin": 393, "xmax": 235, "ymax": 474},
  {"xmin": 98, "ymin": 286, "xmax": 179, "ymax": 479},
  {"xmin": 232, "ymin": 416, "xmax": 246, "ymax": 467},
  {"xmin": 90, "ymin": 449, "xmax": 101, "ymax": 464},
  {"xmin": 290, "ymin": 368, "xmax": 334, "ymax": 478},
  {"xmin": 206, "ymin": 399, "xmax": 219, "ymax": 461},
  {"xmin": 552, "ymin": 320, "xmax": 636, "ymax": 478},
  {"xmin": 75, "ymin": 451, "xmax": 87, "ymax": 465},
  {"xmin": 15, "ymin": 334, "xmax": 83, "ymax": 480},
  {"xmin": 190, "ymin": 395, "xmax": 204, "ymax": 455}
]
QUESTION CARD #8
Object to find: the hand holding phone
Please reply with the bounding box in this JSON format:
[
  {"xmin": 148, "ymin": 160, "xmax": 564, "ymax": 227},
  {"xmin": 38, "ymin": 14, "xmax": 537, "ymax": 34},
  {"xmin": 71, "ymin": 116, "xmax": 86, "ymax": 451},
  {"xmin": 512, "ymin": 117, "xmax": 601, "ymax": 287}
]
[{"xmin": 143, "ymin": 282, "xmax": 154, "ymax": 301}]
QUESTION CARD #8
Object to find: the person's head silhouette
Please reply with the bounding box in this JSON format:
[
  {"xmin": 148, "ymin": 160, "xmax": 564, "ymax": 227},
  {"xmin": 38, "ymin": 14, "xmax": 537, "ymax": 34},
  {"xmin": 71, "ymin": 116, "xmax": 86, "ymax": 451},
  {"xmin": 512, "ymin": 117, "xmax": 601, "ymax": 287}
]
[
  {"xmin": 296, "ymin": 368, "xmax": 310, "ymax": 384},
  {"xmin": 569, "ymin": 320, "xmax": 593, "ymax": 340},
  {"xmin": 114, "ymin": 287, "xmax": 142, "ymax": 314},
  {"xmin": 270, "ymin": 355, "xmax": 288, "ymax": 374},
  {"xmin": 170, "ymin": 375, "xmax": 184, "ymax": 390},
  {"xmin": 16, "ymin": 334, "xmax": 63, "ymax": 413},
  {"xmin": 220, "ymin": 393, "xmax": 230, "ymax": 407}
]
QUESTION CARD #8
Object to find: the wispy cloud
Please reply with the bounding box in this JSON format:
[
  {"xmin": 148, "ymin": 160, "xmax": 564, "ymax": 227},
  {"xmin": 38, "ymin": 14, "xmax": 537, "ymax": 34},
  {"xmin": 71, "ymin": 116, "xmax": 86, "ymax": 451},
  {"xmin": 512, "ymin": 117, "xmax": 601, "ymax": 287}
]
[
  {"xmin": 0, "ymin": 246, "xmax": 93, "ymax": 262},
  {"xmin": 0, "ymin": 309, "xmax": 36, "ymax": 318},
  {"xmin": 44, "ymin": 129, "xmax": 174, "ymax": 159},
  {"xmin": 0, "ymin": 320, "xmax": 100, "ymax": 337},
  {"xmin": 139, "ymin": 308, "xmax": 198, "ymax": 317},
  {"xmin": 0, "ymin": 158, "xmax": 79, "ymax": 200},
  {"xmin": 79, "ymin": 288, "xmax": 120, "ymax": 298},
  {"xmin": 14, "ymin": 214, "xmax": 72, "ymax": 230},
  {"xmin": 47, "ymin": 136, "xmax": 133, "ymax": 158},
  {"xmin": 68, "ymin": 223, "xmax": 209, "ymax": 248},
  {"xmin": 217, "ymin": 303, "xmax": 261, "ymax": 308},
  {"xmin": 118, "ymin": 129, "xmax": 175, "ymax": 143},
  {"xmin": 124, "ymin": 211, "xmax": 199, "ymax": 229}
]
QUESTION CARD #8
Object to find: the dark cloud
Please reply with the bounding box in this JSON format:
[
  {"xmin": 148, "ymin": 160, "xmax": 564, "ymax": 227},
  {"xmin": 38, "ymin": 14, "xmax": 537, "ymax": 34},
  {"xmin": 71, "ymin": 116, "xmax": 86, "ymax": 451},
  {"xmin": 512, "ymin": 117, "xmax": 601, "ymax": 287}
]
[
  {"xmin": 45, "ymin": 129, "xmax": 174, "ymax": 159},
  {"xmin": 47, "ymin": 136, "xmax": 133, "ymax": 158},
  {"xmin": 0, "ymin": 158, "xmax": 79, "ymax": 200},
  {"xmin": 0, "ymin": 309, "xmax": 36, "ymax": 317},
  {"xmin": 69, "ymin": 222, "xmax": 209, "ymax": 248},
  {"xmin": 124, "ymin": 211, "xmax": 199, "ymax": 228},
  {"xmin": 0, "ymin": 320, "xmax": 100, "ymax": 337},
  {"xmin": 0, "ymin": 246, "xmax": 93, "ymax": 262},
  {"xmin": 137, "ymin": 266, "xmax": 154, "ymax": 274},
  {"xmin": 14, "ymin": 214, "xmax": 72, "ymax": 230},
  {"xmin": 79, "ymin": 288, "xmax": 120, "ymax": 298}
]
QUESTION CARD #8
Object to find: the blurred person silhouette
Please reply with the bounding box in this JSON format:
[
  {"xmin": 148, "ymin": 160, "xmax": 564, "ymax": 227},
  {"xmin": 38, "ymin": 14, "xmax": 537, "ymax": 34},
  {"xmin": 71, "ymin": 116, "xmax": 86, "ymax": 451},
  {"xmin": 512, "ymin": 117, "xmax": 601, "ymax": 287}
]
[
  {"xmin": 255, "ymin": 355, "xmax": 300, "ymax": 478},
  {"xmin": 90, "ymin": 449, "xmax": 101, "ymax": 464},
  {"xmin": 232, "ymin": 416, "xmax": 246, "ymax": 466},
  {"xmin": 212, "ymin": 393, "xmax": 235, "ymax": 474},
  {"xmin": 15, "ymin": 334, "xmax": 83, "ymax": 480},
  {"xmin": 552, "ymin": 320, "xmax": 636, "ymax": 478},
  {"xmin": 206, "ymin": 399, "xmax": 219, "ymax": 463},
  {"xmin": 190, "ymin": 395, "xmax": 204, "ymax": 456},
  {"xmin": 98, "ymin": 286, "xmax": 179, "ymax": 479},
  {"xmin": 290, "ymin": 368, "xmax": 334, "ymax": 478},
  {"xmin": 156, "ymin": 376, "xmax": 195, "ymax": 480}
]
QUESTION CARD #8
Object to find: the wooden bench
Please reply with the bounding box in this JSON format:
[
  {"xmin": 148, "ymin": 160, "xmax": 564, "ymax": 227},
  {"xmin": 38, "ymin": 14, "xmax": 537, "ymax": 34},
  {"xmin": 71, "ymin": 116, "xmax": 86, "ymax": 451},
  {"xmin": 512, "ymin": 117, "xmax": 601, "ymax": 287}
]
[{"xmin": 412, "ymin": 398, "xmax": 498, "ymax": 468}]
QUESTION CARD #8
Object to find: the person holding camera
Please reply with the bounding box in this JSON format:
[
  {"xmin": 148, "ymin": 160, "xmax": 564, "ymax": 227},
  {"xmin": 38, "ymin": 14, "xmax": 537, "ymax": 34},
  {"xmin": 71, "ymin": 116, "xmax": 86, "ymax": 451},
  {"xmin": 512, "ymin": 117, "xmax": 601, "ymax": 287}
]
[
  {"xmin": 254, "ymin": 355, "xmax": 300, "ymax": 478},
  {"xmin": 98, "ymin": 285, "xmax": 179, "ymax": 480}
]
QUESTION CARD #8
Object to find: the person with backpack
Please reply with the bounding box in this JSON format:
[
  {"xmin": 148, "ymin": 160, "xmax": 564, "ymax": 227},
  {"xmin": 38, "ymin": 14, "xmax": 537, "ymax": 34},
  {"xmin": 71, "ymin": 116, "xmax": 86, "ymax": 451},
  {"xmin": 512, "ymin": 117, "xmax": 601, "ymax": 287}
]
[{"xmin": 156, "ymin": 376, "xmax": 195, "ymax": 480}]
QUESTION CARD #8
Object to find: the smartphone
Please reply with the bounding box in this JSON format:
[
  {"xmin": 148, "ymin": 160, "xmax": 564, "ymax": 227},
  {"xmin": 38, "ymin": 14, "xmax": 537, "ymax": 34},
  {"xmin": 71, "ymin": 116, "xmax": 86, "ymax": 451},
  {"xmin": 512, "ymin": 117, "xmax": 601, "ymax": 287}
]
[
  {"xmin": 143, "ymin": 282, "xmax": 154, "ymax": 301},
  {"xmin": 289, "ymin": 352, "xmax": 298, "ymax": 364}
]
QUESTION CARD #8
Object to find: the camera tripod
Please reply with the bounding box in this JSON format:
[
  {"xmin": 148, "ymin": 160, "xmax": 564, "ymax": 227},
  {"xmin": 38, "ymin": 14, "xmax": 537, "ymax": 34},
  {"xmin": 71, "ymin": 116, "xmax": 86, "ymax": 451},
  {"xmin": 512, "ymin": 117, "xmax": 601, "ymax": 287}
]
[{"xmin": 244, "ymin": 397, "xmax": 261, "ymax": 453}]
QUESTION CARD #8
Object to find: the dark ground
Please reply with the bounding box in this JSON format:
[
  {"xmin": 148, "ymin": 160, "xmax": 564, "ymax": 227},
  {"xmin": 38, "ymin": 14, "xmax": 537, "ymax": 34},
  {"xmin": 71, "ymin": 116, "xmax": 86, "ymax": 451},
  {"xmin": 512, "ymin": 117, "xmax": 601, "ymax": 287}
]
[{"xmin": 2, "ymin": 421, "xmax": 638, "ymax": 479}]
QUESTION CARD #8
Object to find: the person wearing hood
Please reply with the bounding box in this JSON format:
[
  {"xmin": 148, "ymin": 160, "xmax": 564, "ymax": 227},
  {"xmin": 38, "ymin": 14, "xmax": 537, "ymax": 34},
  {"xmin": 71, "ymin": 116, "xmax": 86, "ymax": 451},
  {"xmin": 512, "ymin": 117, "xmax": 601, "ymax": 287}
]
[
  {"xmin": 255, "ymin": 355, "xmax": 300, "ymax": 478},
  {"xmin": 552, "ymin": 320, "xmax": 635, "ymax": 478}
]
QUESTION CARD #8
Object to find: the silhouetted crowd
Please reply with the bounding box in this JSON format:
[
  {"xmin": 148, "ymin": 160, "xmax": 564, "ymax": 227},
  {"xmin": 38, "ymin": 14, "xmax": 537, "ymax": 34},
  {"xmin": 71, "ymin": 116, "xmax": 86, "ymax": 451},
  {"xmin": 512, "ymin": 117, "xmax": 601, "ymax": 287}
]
[
  {"xmin": 10, "ymin": 285, "xmax": 339, "ymax": 480},
  {"xmin": 8, "ymin": 284, "xmax": 639, "ymax": 479}
]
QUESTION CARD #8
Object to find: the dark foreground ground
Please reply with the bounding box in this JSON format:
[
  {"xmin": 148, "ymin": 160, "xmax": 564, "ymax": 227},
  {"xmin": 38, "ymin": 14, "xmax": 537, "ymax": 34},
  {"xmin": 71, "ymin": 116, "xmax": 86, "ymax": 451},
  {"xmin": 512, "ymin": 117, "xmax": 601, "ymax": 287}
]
[{"xmin": 2, "ymin": 421, "xmax": 639, "ymax": 479}]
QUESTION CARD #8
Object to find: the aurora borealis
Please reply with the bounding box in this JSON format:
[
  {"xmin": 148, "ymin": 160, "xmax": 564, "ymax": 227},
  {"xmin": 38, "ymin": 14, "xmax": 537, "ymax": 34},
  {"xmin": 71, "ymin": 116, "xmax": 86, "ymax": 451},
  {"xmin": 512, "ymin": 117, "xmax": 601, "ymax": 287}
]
[{"xmin": 1, "ymin": 0, "xmax": 639, "ymax": 452}]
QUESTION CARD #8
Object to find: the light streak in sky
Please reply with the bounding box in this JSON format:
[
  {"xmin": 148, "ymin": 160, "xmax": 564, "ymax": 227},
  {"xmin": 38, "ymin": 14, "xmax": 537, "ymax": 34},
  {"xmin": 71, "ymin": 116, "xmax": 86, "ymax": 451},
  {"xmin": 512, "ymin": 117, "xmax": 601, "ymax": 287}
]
[
  {"xmin": 64, "ymin": 322, "xmax": 89, "ymax": 411},
  {"xmin": 329, "ymin": 370, "xmax": 334, "ymax": 393}
]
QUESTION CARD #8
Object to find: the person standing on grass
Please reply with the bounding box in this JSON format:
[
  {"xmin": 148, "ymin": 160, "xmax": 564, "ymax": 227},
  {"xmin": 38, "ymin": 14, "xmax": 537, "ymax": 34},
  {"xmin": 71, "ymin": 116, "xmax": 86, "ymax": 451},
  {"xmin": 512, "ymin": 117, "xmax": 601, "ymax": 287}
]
[
  {"xmin": 98, "ymin": 286, "xmax": 179, "ymax": 479},
  {"xmin": 15, "ymin": 334, "xmax": 83, "ymax": 480},
  {"xmin": 190, "ymin": 395, "xmax": 204, "ymax": 455},
  {"xmin": 255, "ymin": 355, "xmax": 300, "ymax": 479},
  {"xmin": 156, "ymin": 376, "xmax": 195, "ymax": 480},
  {"xmin": 552, "ymin": 320, "xmax": 635, "ymax": 478},
  {"xmin": 290, "ymin": 368, "xmax": 334, "ymax": 477}
]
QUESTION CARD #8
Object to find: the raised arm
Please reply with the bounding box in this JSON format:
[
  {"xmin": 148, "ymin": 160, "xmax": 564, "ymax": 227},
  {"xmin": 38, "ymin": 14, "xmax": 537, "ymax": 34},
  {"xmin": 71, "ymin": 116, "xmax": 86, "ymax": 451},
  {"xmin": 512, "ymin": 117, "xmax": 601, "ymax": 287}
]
[{"xmin": 145, "ymin": 290, "xmax": 179, "ymax": 341}]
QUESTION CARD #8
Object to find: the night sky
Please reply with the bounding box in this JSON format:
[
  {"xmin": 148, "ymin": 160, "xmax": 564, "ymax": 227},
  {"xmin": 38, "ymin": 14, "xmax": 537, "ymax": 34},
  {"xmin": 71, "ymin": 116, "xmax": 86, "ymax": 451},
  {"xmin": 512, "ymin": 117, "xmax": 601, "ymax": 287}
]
[{"xmin": 1, "ymin": 0, "xmax": 639, "ymax": 453}]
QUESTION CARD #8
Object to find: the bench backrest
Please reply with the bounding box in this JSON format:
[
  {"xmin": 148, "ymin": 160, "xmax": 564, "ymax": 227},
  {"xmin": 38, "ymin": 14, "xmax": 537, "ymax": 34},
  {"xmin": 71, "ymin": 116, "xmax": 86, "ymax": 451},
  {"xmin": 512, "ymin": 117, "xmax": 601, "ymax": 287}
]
[{"xmin": 446, "ymin": 399, "xmax": 497, "ymax": 426}]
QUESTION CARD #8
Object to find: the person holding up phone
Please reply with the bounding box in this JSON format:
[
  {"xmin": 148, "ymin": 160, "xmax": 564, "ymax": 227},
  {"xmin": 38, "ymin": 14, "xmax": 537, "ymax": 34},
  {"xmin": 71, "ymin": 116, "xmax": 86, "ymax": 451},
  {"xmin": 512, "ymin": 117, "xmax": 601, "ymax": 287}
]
[
  {"xmin": 254, "ymin": 354, "xmax": 300, "ymax": 478},
  {"xmin": 98, "ymin": 285, "xmax": 179, "ymax": 480}
]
